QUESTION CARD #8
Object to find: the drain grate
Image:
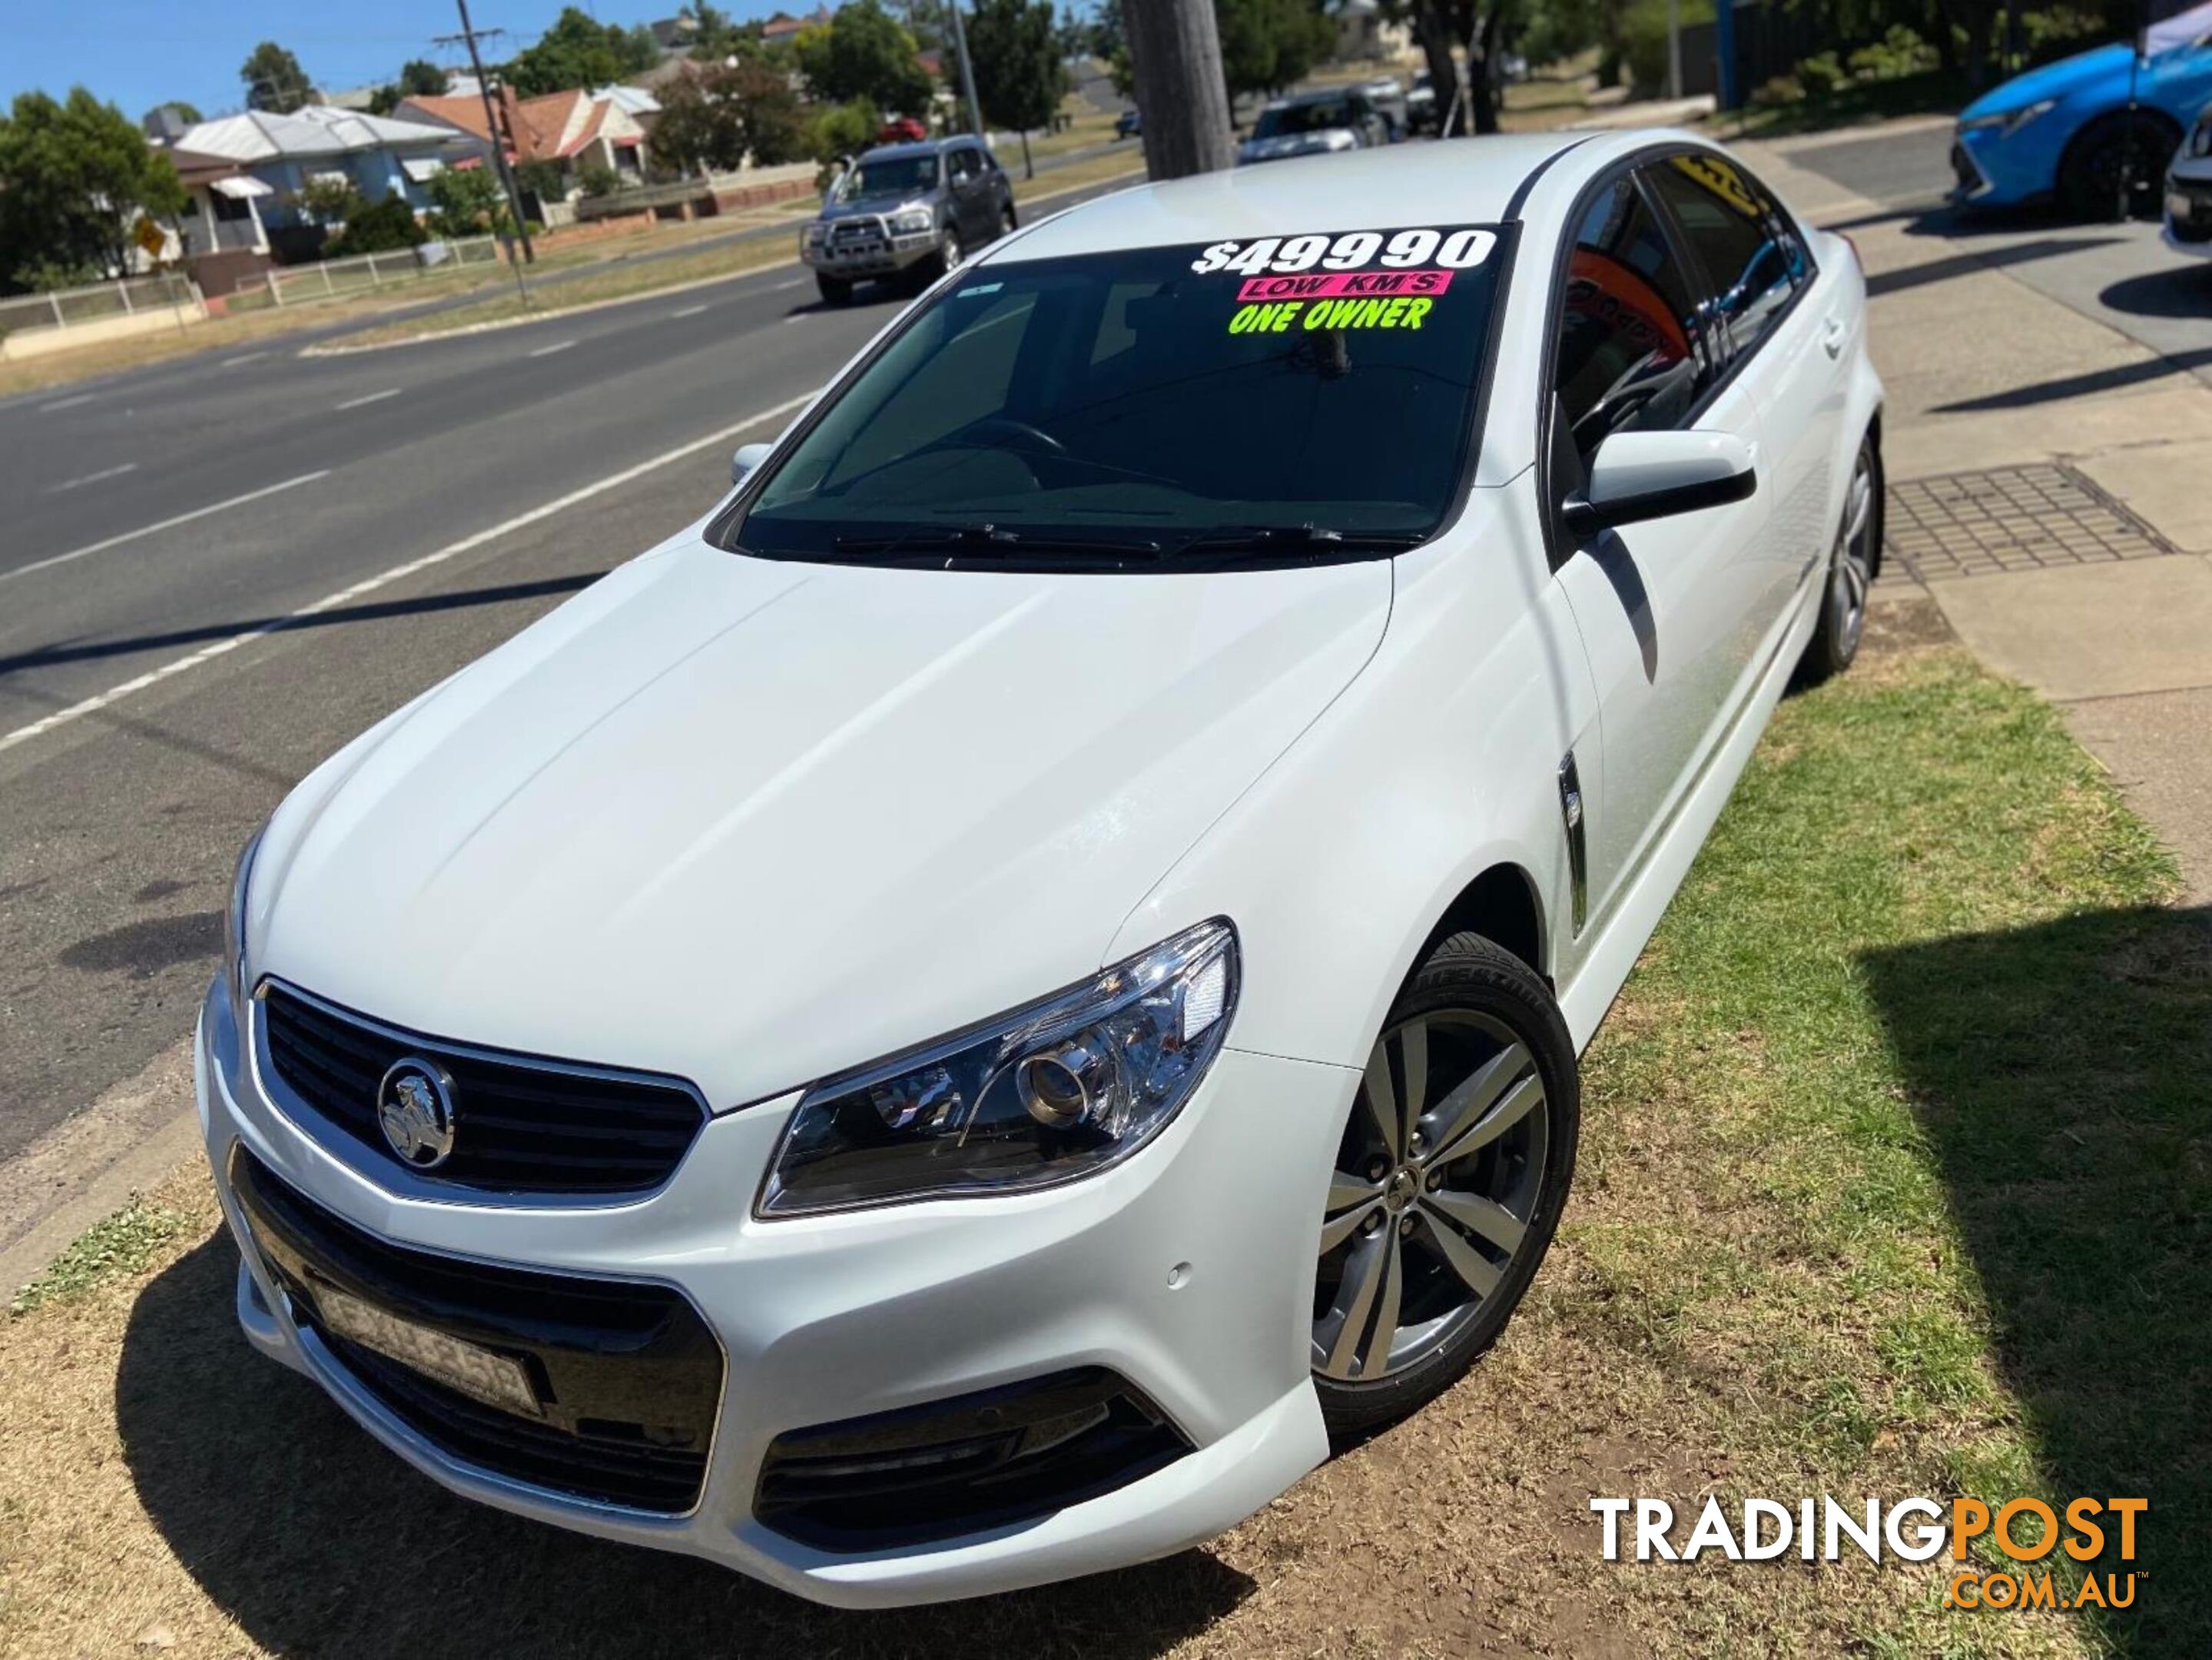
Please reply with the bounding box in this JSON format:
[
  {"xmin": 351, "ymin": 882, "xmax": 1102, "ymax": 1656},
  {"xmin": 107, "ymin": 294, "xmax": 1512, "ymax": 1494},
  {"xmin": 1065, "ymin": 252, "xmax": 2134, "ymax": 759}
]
[{"xmin": 1882, "ymin": 463, "xmax": 2180, "ymax": 584}]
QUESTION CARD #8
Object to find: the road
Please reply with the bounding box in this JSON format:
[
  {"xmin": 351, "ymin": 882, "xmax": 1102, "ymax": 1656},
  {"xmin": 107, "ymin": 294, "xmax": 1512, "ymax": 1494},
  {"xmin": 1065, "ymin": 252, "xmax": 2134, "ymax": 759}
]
[{"xmin": 0, "ymin": 170, "xmax": 1139, "ymax": 1172}]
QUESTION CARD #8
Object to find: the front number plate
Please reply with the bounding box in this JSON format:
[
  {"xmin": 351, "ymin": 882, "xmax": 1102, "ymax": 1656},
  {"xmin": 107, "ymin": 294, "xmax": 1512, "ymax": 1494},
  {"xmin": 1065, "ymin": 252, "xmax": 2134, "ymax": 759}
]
[{"xmin": 315, "ymin": 1282, "xmax": 542, "ymax": 1418}]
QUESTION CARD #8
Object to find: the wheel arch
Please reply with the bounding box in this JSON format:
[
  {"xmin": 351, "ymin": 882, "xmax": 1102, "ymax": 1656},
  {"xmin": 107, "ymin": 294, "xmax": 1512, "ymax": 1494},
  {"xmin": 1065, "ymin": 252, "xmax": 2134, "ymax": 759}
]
[{"xmin": 1418, "ymin": 864, "xmax": 1550, "ymax": 987}]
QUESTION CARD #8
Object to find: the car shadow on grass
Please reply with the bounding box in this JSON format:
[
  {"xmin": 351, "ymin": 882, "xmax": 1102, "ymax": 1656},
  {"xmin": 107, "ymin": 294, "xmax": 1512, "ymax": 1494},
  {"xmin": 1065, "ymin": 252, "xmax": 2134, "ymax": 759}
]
[
  {"xmin": 114, "ymin": 1237, "xmax": 1253, "ymax": 1658},
  {"xmin": 1858, "ymin": 904, "xmax": 2211, "ymax": 1655}
]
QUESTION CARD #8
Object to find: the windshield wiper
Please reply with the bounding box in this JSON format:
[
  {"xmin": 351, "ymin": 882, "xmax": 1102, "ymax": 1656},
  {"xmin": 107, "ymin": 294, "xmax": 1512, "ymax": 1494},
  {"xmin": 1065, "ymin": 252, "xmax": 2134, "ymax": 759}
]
[
  {"xmin": 830, "ymin": 523, "xmax": 1164, "ymax": 562},
  {"xmin": 1169, "ymin": 524, "xmax": 1427, "ymax": 562}
]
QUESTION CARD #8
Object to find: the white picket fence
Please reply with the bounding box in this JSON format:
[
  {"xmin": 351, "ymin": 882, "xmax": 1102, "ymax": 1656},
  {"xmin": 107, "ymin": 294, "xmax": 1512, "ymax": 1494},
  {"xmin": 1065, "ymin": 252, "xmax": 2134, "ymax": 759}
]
[
  {"xmin": 227, "ymin": 235, "xmax": 512, "ymax": 310},
  {"xmin": 0, "ymin": 273, "xmax": 201, "ymax": 340}
]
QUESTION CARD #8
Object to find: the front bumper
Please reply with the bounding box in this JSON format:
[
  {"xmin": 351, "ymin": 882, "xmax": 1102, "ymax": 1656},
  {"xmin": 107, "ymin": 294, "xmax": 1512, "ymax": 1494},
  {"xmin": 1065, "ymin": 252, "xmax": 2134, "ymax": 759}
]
[
  {"xmin": 2163, "ymin": 168, "xmax": 2212, "ymax": 257},
  {"xmin": 196, "ymin": 977, "xmax": 1342, "ymax": 1606},
  {"xmin": 801, "ymin": 226, "xmax": 940, "ymax": 278}
]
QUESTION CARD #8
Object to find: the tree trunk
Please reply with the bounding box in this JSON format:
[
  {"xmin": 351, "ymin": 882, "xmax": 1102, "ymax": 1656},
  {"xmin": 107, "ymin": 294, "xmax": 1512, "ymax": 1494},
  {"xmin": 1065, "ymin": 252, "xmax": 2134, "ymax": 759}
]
[
  {"xmin": 1467, "ymin": 5, "xmax": 1504, "ymax": 135},
  {"xmin": 1123, "ymin": 0, "xmax": 1237, "ymax": 178},
  {"xmin": 1414, "ymin": 5, "xmax": 1462, "ymax": 137},
  {"xmin": 1021, "ymin": 128, "xmax": 1033, "ymax": 178}
]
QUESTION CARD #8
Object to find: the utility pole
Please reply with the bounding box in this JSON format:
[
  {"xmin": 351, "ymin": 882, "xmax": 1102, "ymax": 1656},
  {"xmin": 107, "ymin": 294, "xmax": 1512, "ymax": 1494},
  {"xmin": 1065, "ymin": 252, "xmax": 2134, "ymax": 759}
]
[
  {"xmin": 1665, "ymin": 0, "xmax": 1683, "ymax": 101},
  {"xmin": 438, "ymin": 0, "xmax": 536, "ymax": 280},
  {"xmin": 1122, "ymin": 0, "xmax": 1234, "ymax": 179},
  {"xmin": 944, "ymin": 0, "xmax": 987, "ymax": 143}
]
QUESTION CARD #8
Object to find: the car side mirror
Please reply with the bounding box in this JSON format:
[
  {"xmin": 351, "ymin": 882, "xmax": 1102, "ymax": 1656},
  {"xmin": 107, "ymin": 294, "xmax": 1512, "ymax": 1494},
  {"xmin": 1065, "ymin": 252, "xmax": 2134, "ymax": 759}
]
[
  {"xmin": 1560, "ymin": 430, "xmax": 1756, "ymax": 537},
  {"xmin": 730, "ymin": 442, "xmax": 773, "ymax": 486}
]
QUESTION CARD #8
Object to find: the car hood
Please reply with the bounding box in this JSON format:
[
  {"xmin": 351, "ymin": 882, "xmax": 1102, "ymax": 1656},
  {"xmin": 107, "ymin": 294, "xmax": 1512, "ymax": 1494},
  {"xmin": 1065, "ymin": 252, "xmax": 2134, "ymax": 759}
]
[
  {"xmin": 817, "ymin": 192, "xmax": 928, "ymax": 222},
  {"xmin": 1961, "ymin": 42, "xmax": 2131, "ymax": 121},
  {"xmin": 253, "ymin": 536, "xmax": 1391, "ymax": 1111}
]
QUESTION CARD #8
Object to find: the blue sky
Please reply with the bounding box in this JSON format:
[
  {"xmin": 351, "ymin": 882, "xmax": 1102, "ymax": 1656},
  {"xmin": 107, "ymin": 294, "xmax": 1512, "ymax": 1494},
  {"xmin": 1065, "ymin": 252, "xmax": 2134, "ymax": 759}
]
[{"xmin": 5, "ymin": 1, "xmax": 804, "ymax": 123}]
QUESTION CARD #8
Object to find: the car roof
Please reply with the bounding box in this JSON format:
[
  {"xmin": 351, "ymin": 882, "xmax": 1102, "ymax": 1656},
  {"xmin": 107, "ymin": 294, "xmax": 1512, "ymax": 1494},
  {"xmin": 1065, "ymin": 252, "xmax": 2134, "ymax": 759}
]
[
  {"xmin": 861, "ymin": 138, "xmax": 976, "ymax": 162},
  {"xmin": 982, "ymin": 133, "xmax": 1591, "ymax": 263}
]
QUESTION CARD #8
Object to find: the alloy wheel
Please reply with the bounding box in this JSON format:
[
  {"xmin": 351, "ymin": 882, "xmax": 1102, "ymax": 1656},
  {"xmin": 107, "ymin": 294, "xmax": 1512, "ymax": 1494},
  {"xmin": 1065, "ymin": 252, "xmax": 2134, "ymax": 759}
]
[
  {"xmin": 1827, "ymin": 450, "xmax": 1875, "ymax": 659},
  {"xmin": 1313, "ymin": 1011, "xmax": 1550, "ymax": 1383}
]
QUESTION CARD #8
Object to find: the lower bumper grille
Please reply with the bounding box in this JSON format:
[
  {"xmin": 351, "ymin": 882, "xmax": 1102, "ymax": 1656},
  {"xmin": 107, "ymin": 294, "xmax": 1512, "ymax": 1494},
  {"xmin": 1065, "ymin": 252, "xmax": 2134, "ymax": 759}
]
[
  {"xmin": 232, "ymin": 1147, "xmax": 724, "ymax": 1515},
  {"xmin": 2170, "ymin": 179, "xmax": 2212, "ymax": 243},
  {"xmin": 754, "ymin": 1367, "xmax": 1191, "ymax": 1550},
  {"xmin": 1951, "ymin": 141, "xmax": 1988, "ymax": 197}
]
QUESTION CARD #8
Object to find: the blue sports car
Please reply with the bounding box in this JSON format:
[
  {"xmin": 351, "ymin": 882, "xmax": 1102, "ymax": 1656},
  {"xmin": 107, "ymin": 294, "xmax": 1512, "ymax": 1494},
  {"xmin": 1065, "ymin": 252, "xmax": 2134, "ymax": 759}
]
[{"xmin": 1952, "ymin": 8, "xmax": 2212, "ymax": 218}]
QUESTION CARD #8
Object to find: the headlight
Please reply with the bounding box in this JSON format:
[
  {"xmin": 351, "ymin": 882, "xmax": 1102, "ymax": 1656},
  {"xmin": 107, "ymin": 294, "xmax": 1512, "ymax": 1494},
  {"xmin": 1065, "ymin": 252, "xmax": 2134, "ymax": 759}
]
[
  {"xmin": 758, "ymin": 919, "xmax": 1238, "ymax": 1217},
  {"xmin": 801, "ymin": 223, "xmax": 825, "ymax": 247},
  {"xmin": 224, "ymin": 825, "xmax": 266, "ymax": 1009},
  {"xmin": 1959, "ymin": 98, "xmax": 2056, "ymax": 137},
  {"xmin": 2191, "ymin": 117, "xmax": 2212, "ymax": 159},
  {"xmin": 889, "ymin": 208, "xmax": 934, "ymax": 235}
]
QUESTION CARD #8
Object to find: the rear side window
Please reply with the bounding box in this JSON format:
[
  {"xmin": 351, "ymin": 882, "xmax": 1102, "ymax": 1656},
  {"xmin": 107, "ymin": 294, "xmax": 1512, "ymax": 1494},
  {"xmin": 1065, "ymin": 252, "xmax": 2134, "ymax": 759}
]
[
  {"xmin": 1550, "ymin": 175, "xmax": 1713, "ymax": 466},
  {"xmin": 1641, "ymin": 154, "xmax": 1808, "ymax": 364}
]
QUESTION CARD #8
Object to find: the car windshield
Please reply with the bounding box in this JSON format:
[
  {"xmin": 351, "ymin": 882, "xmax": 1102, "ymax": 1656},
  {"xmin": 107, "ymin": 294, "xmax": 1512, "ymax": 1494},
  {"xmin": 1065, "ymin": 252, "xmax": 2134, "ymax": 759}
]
[
  {"xmin": 841, "ymin": 153, "xmax": 938, "ymax": 199},
  {"xmin": 726, "ymin": 225, "xmax": 1511, "ymax": 569},
  {"xmin": 1255, "ymin": 101, "xmax": 1355, "ymax": 138}
]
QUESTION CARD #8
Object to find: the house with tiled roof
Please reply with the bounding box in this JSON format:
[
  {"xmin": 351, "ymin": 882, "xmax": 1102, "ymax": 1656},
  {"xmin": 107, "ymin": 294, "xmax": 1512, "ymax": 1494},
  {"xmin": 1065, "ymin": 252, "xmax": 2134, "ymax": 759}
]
[
  {"xmin": 170, "ymin": 106, "xmax": 469, "ymax": 254},
  {"xmin": 398, "ymin": 86, "xmax": 658, "ymax": 222}
]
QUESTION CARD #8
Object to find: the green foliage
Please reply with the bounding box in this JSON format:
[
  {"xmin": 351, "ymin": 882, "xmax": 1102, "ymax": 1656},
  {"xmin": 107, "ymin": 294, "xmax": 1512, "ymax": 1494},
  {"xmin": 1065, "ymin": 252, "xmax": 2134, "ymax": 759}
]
[
  {"xmin": 1620, "ymin": 0, "xmax": 1714, "ymax": 95},
  {"xmin": 294, "ymin": 175, "xmax": 367, "ymax": 223},
  {"xmin": 0, "ymin": 87, "xmax": 188, "ymax": 293},
  {"xmin": 424, "ymin": 163, "xmax": 512, "ymax": 236},
  {"xmin": 323, "ymin": 194, "xmax": 428, "ymax": 257},
  {"xmin": 398, "ymin": 58, "xmax": 450, "ymax": 97},
  {"xmin": 578, "ymin": 158, "xmax": 622, "ymax": 198},
  {"xmin": 240, "ymin": 40, "xmax": 313, "ymax": 113},
  {"xmin": 794, "ymin": 0, "xmax": 935, "ymax": 118},
  {"xmin": 652, "ymin": 60, "xmax": 808, "ymax": 172},
  {"xmin": 967, "ymin": 0, "xmax": 1070, "ymax": 136},
  {"xmin": 682, "ymin": 2, "xmax": 768, "ymax": 61},
  {"xmin": 507, "ymin": 6, "xmax": 661, "ymax": 95},
  {"xmin": 807, "ymin": 96, "xmax": 883, "ymax": 181},
  {"xmin": 514, "ymin": 157, "xmax": 568, "ymax": 204},
  {"xmin": 1753, "ymin": 72, "xmax": 1806, "ymax": 107},
  {"xmin": 1848, "ymin": 25, "xmax": 1938, "ymax": 78},
  {"xmin": 1215, "ymin": 0, "xmax": 1336, "ymax": 101},
  {"xmin": 366, "ymin": 85, "xmax": 403, "ymax": 116},
  {"xmin": 12, "ymin": 1200, "xmax": 192, "ymax": 1315},
  {"xmin": 1796, "ymin": 49, "xmax": 1850, "ymax": 97},
  {"xmin": 142, "ymin": 100, "xmax": 202, "ymax": 127}
]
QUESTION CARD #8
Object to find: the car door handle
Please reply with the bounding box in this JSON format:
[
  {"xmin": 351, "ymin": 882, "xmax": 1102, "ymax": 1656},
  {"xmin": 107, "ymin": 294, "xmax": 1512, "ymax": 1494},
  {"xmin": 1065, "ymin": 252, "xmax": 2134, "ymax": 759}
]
[{"xmin": 1822, "ymin": 317, "xmax": 1848, "ymax": 358}]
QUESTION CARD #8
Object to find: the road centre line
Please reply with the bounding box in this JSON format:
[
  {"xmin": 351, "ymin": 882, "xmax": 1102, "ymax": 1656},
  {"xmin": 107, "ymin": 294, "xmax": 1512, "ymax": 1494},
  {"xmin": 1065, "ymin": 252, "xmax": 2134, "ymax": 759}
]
[
  {"xmin": 0, "ymin": 393, "xmax": 815, "ymax": 759},
  {"xmin": 38, "ymin": 393, "xmax": 95, "ymax": 413},
  {"xmin": 221, "ymin": 351, "xmax": 269, "ymax": 367},
  {"xmin": 768, "ymin": 278, "xmax": 804, "ymax": 291},
  {"xmin": 528, "ymin": 339, "xmax": 576, "ymax": 357},
  {"xmin": 671, "ymin": 304, "xmax": 710, "ymax": 318},
  {"xmin": 333, "ymin": 387, "xmax": 403, "ymax": 411},
  {"xmin": 46, "ymin": 463, "xmax": 138, "ymax": 494},
  {"xmin": 0, "ymin": 471, "xmax": 333, "ymax": 589}
]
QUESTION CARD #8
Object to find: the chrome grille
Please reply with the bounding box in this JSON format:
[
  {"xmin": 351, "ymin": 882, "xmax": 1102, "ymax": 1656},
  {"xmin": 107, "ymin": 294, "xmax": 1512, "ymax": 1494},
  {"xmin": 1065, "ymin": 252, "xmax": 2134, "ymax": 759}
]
[{"xmin": 257, "ymin": 981, "xmax": 707, "ymax": 1197}]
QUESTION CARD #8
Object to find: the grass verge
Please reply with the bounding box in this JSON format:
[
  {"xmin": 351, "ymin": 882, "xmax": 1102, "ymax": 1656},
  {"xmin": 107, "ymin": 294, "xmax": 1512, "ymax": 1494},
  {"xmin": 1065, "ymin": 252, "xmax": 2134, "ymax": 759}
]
[{"xmin": 0, "ymin": 617, "xmax": 2199, "ymax": 1655}]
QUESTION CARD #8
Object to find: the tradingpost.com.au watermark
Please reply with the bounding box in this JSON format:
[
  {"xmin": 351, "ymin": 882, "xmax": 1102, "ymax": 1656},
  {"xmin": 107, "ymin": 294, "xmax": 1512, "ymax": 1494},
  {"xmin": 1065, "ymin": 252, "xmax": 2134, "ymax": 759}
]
[{"xmin": 1592, "ymin": 1495, "xmax": 2147, "ymax": 1612}]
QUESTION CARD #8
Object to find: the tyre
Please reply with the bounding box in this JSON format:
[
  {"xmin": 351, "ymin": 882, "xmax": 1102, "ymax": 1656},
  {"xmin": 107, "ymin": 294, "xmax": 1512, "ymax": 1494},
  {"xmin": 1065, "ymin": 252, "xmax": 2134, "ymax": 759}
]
[
  {"xmin": 1312, "ymin": 931, "xmax": 1580, "ymax": 1443},
  {"xmin": 935, "ymin": 224, "xmax": 964, "ymax": 279},
  {"xmin": 2059, "ymin": 111, "xmax": 2180, "ymax": 221},
  {"xmin": 1000, "ymin": 203, "xmax": 1018, "ymax": 237},
  {"xmin": 815, "ymin": 274, "xmax": 853, "ymax": 307},
  {"xmin": 1799, "ymin": 432, "xmax": 1881, "ymax": 686}
]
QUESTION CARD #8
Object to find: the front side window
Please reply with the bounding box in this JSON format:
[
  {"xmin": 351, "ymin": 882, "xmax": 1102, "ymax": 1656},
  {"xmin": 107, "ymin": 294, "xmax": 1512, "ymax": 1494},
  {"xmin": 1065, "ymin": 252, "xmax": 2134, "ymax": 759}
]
[
  {"xmin": 1550, "ymin": 175, "xmax": 1711, "ymax": 467},
  {"xmin": 1255, "ymin": 100, "xmax": 1355, "ymax": 138},
  {"xmin": 1641, "ymin": 154, "xmax": 1807, "ymax": 363},
  {"xmin": 948, "ymin": 147, "xmax": 979, "ymax": 182},
  {"xmin": 727, "ymin": 225, "xmax": 1512, "ymax": 568}
]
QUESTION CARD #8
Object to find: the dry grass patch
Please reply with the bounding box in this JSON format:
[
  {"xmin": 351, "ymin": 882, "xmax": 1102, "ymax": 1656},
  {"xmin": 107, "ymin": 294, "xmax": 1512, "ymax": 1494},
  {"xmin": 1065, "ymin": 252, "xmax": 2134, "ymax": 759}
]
[{"xmin": 0, "ymin": 632, "xmax": 2200, "ymax": 1658}]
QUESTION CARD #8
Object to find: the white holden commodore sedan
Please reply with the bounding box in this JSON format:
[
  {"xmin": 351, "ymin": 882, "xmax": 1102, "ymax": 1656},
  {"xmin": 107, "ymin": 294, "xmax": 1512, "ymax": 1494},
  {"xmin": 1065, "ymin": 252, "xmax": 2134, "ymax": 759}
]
[{"xmin": 199, "ymin": 131, "xmax": 1880, "ymax": 1606}]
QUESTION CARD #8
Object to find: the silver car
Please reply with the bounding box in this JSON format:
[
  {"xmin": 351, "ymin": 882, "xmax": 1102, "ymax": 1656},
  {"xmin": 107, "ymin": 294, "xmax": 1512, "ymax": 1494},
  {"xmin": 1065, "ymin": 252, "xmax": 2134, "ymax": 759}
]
[{"xmin": 800, "ymin": 136, "xmax": 1017, "ymax": 305}]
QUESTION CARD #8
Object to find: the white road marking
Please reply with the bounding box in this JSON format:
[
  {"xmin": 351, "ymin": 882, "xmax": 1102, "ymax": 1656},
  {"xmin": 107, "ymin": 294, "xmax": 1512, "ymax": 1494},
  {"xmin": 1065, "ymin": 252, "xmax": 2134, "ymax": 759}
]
[
  {"xmin": 38, "ymin": 393, "xmax": 95, "ymax": 413},
  {"xmin": 671, "ymin": 304, "xmax": 710, "ymax": 318},
  {"xmin": 0, "ymin": 395, "xmax": 814, "ymax": 759},
  {"xmin": 333, "ymin": 387, "xmax": 402, "ymax": 411},
  {"xmin": 0, "ymin": 470, "xmax": 332, "ymax": 589},
  {"xmin": 768, "ymin": 278, "xmax": 804, "ymax": 292},
  {"xmin": 45, "ymin": 463, "xmax": 139, "ymax": 495},
  {"xmin": 221, "ymin": 351, "xmax": 269, "ymax": 367},
  {"xmin": 527, "ymin": 339, "xmax": 576, "ymax": 357}
]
